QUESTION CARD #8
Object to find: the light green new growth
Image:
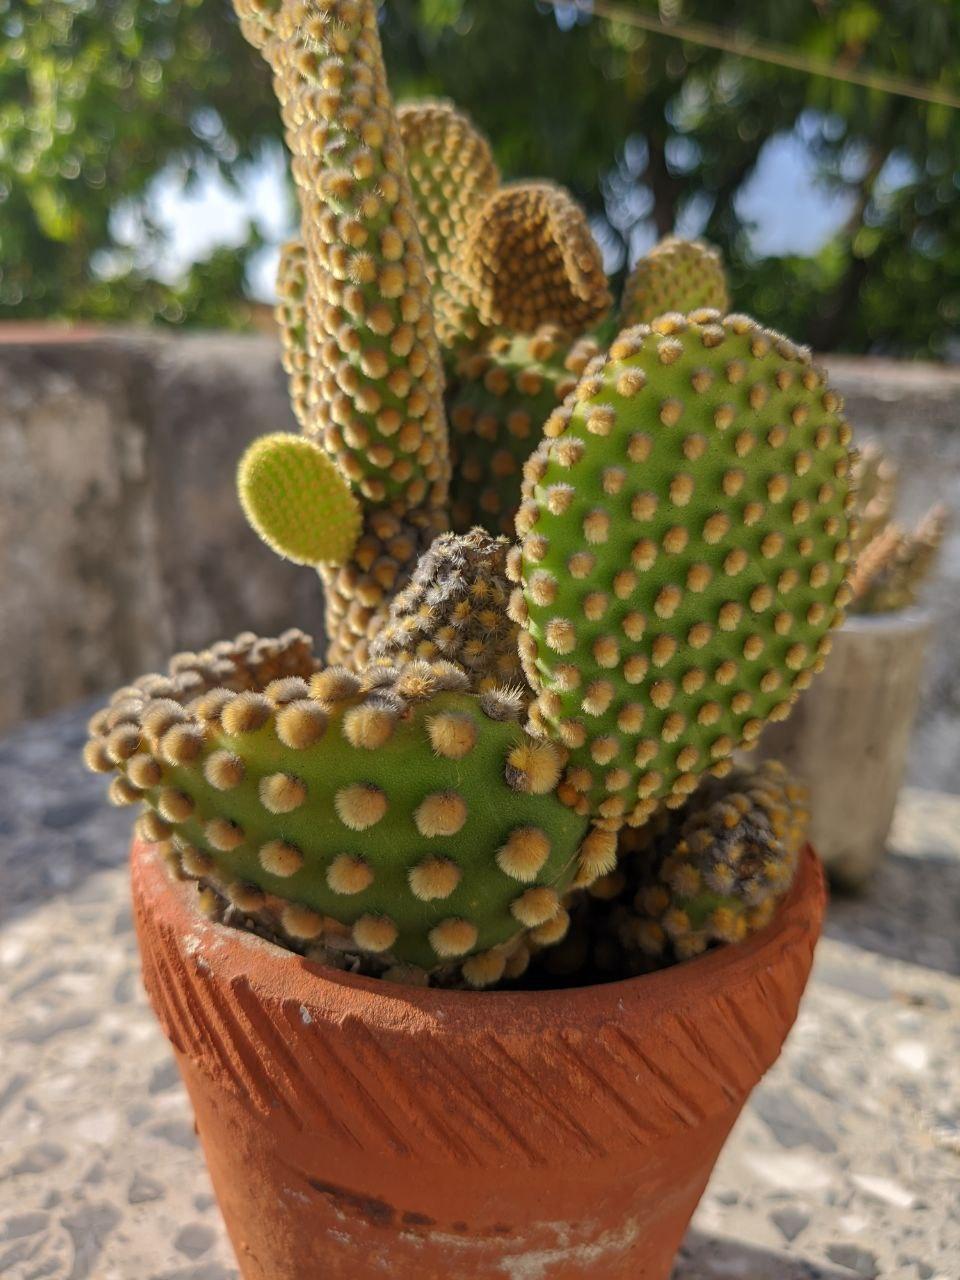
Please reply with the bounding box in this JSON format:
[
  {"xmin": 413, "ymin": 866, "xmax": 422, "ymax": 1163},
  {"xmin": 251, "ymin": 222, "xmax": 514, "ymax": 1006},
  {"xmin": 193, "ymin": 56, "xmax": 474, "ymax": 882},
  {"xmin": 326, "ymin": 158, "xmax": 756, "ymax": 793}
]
[
  {"xmin": 238, "ymin": 434, "xmax": 362, "ymax": 565},
  {"xmin": 511, "ymin": 311, "xmax": 855, "ymax": 827},
  {"xmin": 622, "ymin": 237, "xmax": 729, "ymax": 327}
]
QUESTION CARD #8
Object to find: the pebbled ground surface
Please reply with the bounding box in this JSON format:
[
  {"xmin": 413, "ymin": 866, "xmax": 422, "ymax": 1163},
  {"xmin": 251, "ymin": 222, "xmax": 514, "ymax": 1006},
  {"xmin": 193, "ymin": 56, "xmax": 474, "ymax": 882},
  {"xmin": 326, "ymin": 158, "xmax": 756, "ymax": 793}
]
[{"xmin": 1, "ymin": 703, "xmax": 957, "ymax": 1280}]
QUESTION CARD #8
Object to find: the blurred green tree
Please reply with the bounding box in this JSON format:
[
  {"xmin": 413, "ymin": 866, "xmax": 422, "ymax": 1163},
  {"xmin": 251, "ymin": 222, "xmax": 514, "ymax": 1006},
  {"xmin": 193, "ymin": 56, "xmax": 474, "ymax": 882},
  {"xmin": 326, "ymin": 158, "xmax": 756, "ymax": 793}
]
[
  {"xmin": 2, "ymin": 0, "xmax": 957, "ymax": 355},
  {"xmin": 0, "ymin": 0, "xmax": 279, "ymax": 325}
]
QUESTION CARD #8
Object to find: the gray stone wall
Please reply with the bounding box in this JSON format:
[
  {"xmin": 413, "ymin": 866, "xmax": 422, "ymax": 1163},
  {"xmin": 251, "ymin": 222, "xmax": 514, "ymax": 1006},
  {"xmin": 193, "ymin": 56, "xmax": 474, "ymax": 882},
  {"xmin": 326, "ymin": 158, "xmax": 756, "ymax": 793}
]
[
  {"xmin": 0, "ymin": 332, "xmax": 322, "ymax": 732},
  {"xmin": 1, "ymin": 332, "xmax": 957, "ymax": 789}
]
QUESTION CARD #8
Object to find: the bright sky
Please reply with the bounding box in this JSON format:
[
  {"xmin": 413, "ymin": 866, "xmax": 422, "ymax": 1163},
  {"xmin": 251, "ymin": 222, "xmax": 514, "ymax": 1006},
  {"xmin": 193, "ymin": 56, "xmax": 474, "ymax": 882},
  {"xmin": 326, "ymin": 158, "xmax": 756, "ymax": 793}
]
[{"xmin": 147, "ymin": 127, "xmax": 857, "ymax": 302}]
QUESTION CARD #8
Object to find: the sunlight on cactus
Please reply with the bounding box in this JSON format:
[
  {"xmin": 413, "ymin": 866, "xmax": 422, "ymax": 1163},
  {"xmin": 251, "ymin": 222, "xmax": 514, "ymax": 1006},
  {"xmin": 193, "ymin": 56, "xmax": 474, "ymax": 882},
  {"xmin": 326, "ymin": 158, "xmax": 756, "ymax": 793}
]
[{"xmin": 84, "ymin": 0, "xmax": 861, "ymax": 988}]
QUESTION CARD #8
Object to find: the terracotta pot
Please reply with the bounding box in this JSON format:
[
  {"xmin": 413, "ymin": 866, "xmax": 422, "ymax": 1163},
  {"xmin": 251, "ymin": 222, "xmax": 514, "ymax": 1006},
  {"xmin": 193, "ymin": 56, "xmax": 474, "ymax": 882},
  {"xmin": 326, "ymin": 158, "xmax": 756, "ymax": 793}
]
[
  {"xmin": 756, "ymin": 609, "xmax": 932, "ymax": 891},
  {"xmin": 132, "ymin": 838, "xmax": 825, "ymax": 1280}
]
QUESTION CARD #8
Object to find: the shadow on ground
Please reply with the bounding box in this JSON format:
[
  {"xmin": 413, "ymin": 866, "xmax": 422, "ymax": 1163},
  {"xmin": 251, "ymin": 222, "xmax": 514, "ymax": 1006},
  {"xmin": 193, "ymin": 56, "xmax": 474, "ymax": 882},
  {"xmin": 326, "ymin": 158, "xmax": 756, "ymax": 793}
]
[
  {"xmin": 674, "ymin": 1229, "xmax": 861, "ymax": 1278},
  {"xmin": 0, "ymin": 700, "xmax": 133, "ymax": 927},
  {"xmin": 824, "ymin": 848, "xmax": 960, "ymax": 977}
]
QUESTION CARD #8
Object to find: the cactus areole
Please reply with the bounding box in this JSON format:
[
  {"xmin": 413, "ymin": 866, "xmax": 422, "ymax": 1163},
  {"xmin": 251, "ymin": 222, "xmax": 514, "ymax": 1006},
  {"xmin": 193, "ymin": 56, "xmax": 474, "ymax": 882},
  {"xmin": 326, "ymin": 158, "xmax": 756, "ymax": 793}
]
[{"xmin": 82, "ymin": 1, "xmax": 850, "ymax": 1274}]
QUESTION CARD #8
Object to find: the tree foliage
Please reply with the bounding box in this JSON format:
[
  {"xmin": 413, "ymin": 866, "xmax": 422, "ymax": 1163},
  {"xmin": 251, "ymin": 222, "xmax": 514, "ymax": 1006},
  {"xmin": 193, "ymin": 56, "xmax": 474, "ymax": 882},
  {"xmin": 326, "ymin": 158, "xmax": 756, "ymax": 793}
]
[{"xmin": 2, "ymin": 0, "xmax": 958, "ymax": 355}]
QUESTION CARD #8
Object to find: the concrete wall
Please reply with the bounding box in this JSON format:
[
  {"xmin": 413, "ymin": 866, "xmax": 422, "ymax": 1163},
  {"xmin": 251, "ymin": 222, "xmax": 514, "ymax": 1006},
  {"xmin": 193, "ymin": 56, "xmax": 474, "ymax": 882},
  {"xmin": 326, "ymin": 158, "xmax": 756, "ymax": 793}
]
[
  {"xmin": 1, "ymin": 331, "xmax": 957, "ymax": 790},
  {"xmin": 0, "ymin": 331, "xmax": 321, "ymax": 732}
]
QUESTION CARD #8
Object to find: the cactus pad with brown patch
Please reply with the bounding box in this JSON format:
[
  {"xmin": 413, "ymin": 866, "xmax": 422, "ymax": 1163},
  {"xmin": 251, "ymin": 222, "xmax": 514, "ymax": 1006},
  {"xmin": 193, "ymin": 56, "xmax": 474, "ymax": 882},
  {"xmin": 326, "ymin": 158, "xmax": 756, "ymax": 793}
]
[{"xmin": 369, "ymin": 529, "xmax": 523, "ymax": 689}]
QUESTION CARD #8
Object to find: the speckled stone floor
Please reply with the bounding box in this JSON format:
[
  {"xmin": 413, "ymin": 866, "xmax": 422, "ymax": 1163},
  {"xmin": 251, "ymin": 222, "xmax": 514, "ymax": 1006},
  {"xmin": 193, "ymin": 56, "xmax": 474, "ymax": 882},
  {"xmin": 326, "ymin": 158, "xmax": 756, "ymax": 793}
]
[{"xmin": 1, "ymin": 703, "xmax": 958, "ymax": 1280}]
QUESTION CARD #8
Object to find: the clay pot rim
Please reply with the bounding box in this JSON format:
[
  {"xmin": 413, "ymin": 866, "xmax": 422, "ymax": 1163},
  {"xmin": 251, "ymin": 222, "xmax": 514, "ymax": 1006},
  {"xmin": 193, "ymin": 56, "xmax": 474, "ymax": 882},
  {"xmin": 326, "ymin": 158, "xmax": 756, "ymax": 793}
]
[{"xmin": 135, "ymin": 839, "xmax": 824, "ymax": 1034}]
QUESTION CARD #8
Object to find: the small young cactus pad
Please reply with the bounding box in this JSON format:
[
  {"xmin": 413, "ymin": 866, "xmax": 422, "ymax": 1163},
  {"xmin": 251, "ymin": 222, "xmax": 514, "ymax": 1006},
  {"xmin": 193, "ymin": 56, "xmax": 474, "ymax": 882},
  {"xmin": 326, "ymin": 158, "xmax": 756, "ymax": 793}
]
[
  {"xmin": 85, "ymin": 638, "xmax": 590, "ymax": 981},
  {"xmin": 238, "ymin": 434, "xmax": 362, "ymax": 565},
  {"xmin": 369, "ymin": 529, "xmax": 523, "ymax": 690},
  {"xmin": 513, "ymin": 311, "xmax": 855, "ymax": 826},
  {"xmin": 621, "ymin": 237, "xmax": 729, "ymax": 327}
]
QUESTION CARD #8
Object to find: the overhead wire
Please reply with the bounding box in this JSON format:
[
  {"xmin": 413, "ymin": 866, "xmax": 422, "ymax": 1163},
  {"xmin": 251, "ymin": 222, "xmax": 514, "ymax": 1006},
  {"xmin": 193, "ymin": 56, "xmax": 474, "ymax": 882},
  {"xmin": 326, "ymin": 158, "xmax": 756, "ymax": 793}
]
[{"xmin": 541, "ymin": 0, "xmax": 960, "ymax": 110}]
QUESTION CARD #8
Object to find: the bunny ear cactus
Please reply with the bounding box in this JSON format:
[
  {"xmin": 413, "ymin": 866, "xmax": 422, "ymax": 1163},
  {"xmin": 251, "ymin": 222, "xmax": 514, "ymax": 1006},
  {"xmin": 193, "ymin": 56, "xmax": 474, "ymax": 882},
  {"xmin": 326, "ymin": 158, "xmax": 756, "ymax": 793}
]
[
  {"xmin": 86, "ymin": 633, "xmax": 590, "ymax": 986},
  {"xmin": 510, "ymin": 311, "xmax": 855, "ymax": 827},
  {"xmin": 621, "ymin": 237, "xmax": 730, "ymax": 327},
  {"xmin": 85, "ymin": 0, "xmax": 860, "ymax": 993},
  {"xmin": 447, "ymin": 326, "xmax": 604, "ymax": 534},
  {"xmin": 395, "ymin": 100, "xmax": 501, "ymax": 300}
]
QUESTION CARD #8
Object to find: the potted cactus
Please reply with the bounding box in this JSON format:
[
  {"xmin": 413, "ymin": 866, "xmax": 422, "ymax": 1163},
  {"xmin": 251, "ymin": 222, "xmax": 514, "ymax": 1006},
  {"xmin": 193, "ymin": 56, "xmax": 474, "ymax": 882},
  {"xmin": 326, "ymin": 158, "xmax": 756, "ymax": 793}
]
[
  {"xmin": 758, "ymin": 444, "xmax": 947, "ymax": 890},
  {"xmin": 83, "ymin": 2, "xmax": 857, "ymax": 1276}
]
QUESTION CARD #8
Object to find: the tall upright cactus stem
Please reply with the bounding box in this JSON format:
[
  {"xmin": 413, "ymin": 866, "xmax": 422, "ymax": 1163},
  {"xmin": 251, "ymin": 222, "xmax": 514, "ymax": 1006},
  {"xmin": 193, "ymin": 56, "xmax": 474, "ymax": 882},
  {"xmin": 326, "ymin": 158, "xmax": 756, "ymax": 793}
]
[{"xmin": 234, "ymin": 0, "xmax": 453, "ymax": 662}]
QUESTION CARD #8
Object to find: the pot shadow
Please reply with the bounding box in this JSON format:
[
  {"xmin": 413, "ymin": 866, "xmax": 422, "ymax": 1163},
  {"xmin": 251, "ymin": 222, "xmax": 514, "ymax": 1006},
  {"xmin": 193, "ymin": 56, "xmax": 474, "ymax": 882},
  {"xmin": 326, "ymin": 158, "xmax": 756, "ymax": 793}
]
[
  {"xmin": 824, "ymin": 847, "xmax": 960, "ymax": 977},
  {"xmin": 673, "ymin": 1229, "xmax": 860, "ymax": 1279}
]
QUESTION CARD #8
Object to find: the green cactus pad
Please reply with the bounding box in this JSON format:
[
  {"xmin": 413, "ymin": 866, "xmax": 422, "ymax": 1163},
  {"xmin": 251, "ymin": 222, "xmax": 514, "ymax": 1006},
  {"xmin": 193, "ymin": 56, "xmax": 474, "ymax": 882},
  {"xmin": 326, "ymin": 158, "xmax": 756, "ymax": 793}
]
[
  {"xmin": 447, "ymin": 325, "xmax": 602, "ymax": 535},
  {"xmin": 436, "ymin": 182, "xmax": 612, "ymax": 348},
  {"xmin": 370, "ymin": 529, "xmax": 523, "ymax": 689},
  {"xmin": 617, "ymin": 761, "xmax": 808, "ymax": 960},
  {"xmin": 512, "ymin": 311, "xmax": 855, "ymax": 827},
  {"xmin": 397, "ymin": 100, "xmax": 500, "ymax": 295},
  {"xmin": 622, "ymin": 238, "xmax": 729, "ymax": 327},
  {"xmin": 238, "ymin": 434, "xmax": 362, "ymax": 566},
  {"xmin": 85, "ymin": 640, "xmax": 590, "ymax": 981}
]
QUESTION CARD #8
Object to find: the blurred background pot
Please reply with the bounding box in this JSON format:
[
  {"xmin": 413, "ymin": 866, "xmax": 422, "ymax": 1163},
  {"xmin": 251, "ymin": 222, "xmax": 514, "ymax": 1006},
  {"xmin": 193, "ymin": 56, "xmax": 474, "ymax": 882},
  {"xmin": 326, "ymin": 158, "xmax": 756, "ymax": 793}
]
[
  {"xmin": 132, "ymin": 839, "xmax": 825, "ymax": 1280},
  {"xmin": 756, "ymin": 609, "xmax": 933, "ymax": 891}
]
